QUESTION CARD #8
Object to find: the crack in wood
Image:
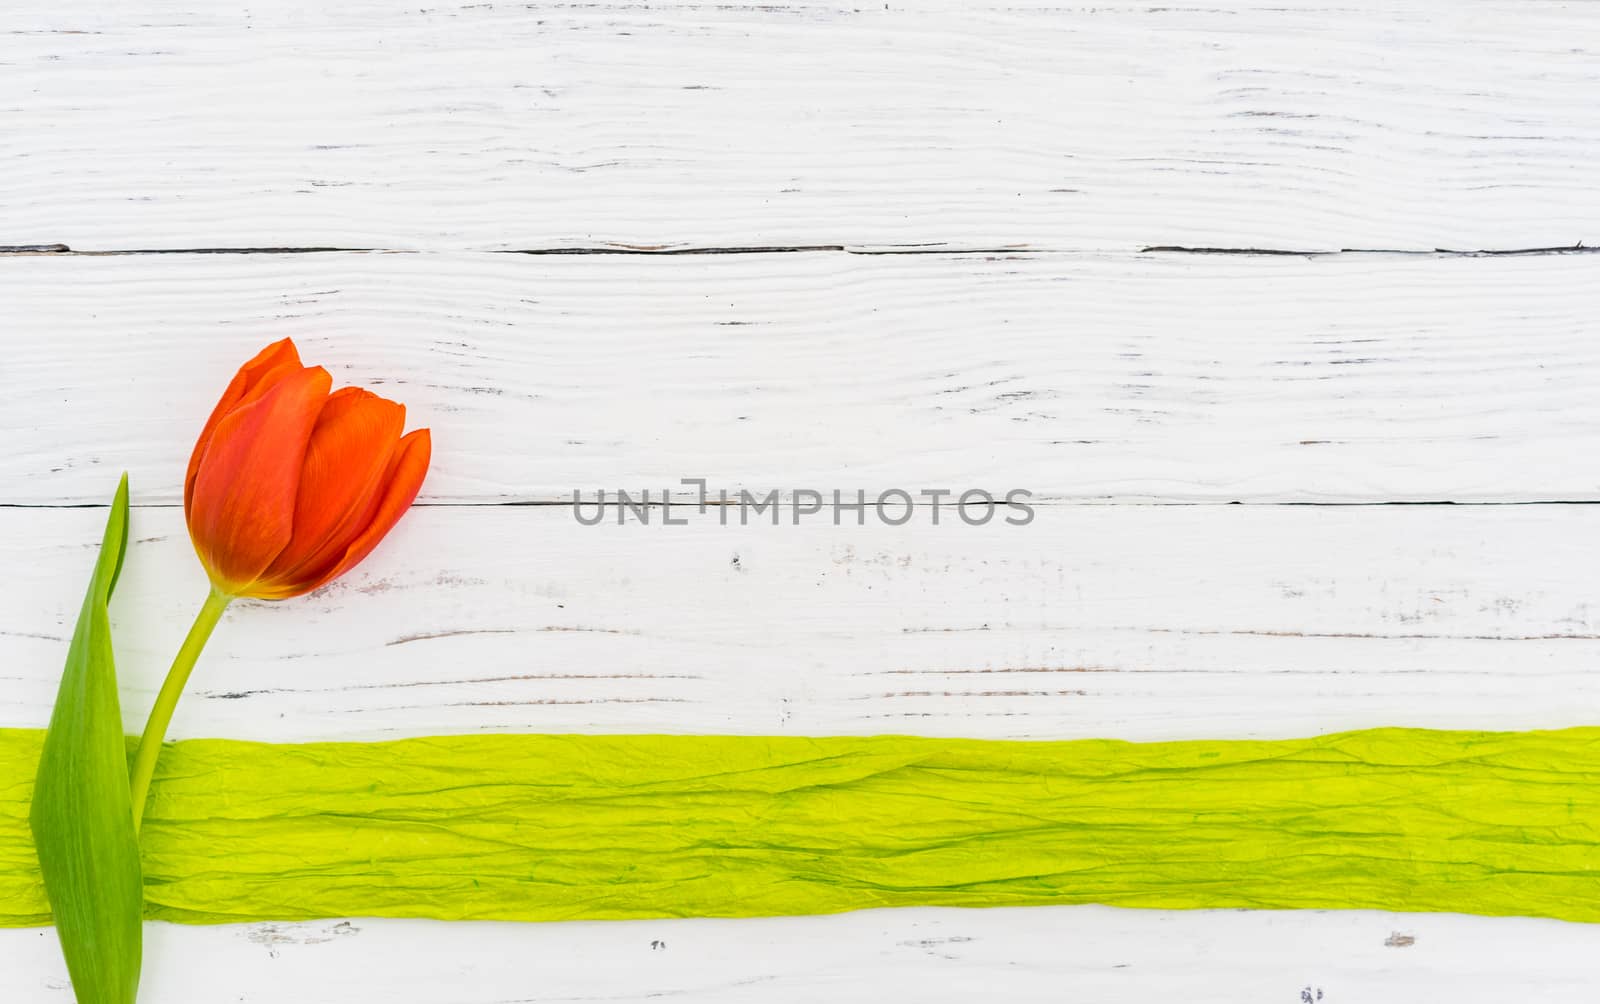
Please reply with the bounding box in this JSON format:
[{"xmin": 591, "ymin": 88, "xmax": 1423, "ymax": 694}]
[
  {"xmin": 198, "ymin": 671, "xmax": 704, "ymax": 701},
  {"xmin": 6, "ymin": 242, "xmax": 1599, "ymax": 257},
  {"xmin": 862, "ymin": 689, "xmax": 1089, "ymax": 699},
  {"xmin": 0, "ymin": 245, "xmax": 360, "ymax": 255},
  {"xmin": 14, "ymin": 499, "xmax": 1600, "ymax": 511},
  {"xmin": 1142, "ymin": 243, "xmax": 1599, "ymax": 257}
]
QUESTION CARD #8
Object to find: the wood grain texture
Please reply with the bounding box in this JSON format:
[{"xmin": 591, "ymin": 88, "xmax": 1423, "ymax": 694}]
[
  {"xmin": 5, "ymin": 907, "xmax": 1600, "ymax": 1003},
  {"xmin": 3, "ymin": 1, "xmax": 1600, "ymax": 252},
  {"xmin": 7, "ymin": 250, "xmax": 1600, "ymax": 505},
  {"xmin": 4, "ymin": 503, "xmax": 1598, "ymax": 743}
]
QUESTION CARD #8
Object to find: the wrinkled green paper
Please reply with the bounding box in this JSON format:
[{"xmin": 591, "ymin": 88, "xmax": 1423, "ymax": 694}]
[
  {"xmin": 28, "ymin": 476, "xmax": 141, "ymax": 1003},
  {"xmin": 6, "ymin": 726, "xmax": 1599, "ymax": 925}
]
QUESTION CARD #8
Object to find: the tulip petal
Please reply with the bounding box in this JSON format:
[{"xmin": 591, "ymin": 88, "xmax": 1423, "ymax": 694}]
[
  {"xmin": 254, "ymin": 388, "xmax": 405, "ymax": 591},
  {"xmin": 187, "ymin": 365, "xmax": 333, "ymax": 593},
  {"xmin": 184, "ymin": 339, "xmax": 303, "ymax": 511},
  {"xmin": 260, "ymin": 427, "xmax": 431, "ymax": 599}
]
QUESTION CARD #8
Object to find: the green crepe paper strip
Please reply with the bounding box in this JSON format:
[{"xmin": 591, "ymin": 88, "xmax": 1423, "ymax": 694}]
[
  {"xmin": 5, "ymin": 726, "xmax": 1600, "ymax": 926},
  {"xmin": 27, "ymin": 477, "xmax": 141, "ymax": 1003}
]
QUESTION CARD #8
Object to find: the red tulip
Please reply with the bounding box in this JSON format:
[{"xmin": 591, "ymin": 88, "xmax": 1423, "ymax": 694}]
[{"xmin": 184, "ymin": 338, "xmax": 431, "ymax": 599}]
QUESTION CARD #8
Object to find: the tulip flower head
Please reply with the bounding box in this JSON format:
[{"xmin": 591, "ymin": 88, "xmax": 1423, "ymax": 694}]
[{"xmin": 185, "ymin": 338, "xmax": 431, "ymax": 599}]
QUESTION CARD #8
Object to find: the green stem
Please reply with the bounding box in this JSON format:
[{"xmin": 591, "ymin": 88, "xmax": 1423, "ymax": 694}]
[{"xmin": 130, "ymin": 587, "xmax": 231, "ymax": 832}]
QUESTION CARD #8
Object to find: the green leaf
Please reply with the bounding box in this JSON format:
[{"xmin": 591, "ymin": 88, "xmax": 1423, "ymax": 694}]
[{"xmin": 29, "ymin": 474, "xmax": 141, "ymax": 1004}]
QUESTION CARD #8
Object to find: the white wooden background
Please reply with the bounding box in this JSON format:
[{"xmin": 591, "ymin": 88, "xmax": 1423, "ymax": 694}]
[{"xmin": 6, "ymin": 0, "xmax": 1600, "ymax": 1000}]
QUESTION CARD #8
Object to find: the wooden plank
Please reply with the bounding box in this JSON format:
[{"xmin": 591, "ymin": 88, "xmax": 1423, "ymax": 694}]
[
  {"xmin": 4, "ymin": 907, "xmax": 1599, "ymax": 1003},
  {"xmin": 6, "ymin": 251, "xmax": 1600, "ymax": 505},
  {"xmin": 5, "ymin": 503, "xmax": 1598, "ymax": 743},
  {"xmin": 4, "ymin": 1, "xmax": 1600, "ymax": 252}
]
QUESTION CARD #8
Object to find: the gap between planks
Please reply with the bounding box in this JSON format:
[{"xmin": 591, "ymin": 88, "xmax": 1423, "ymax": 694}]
[
  {"xmin": 8, "ymin": 500, "xmax": 1600, "ymax": 510},
  {"xmin": 3, "ymin": 243, "xmax": 1599, "ymax": 258}
]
